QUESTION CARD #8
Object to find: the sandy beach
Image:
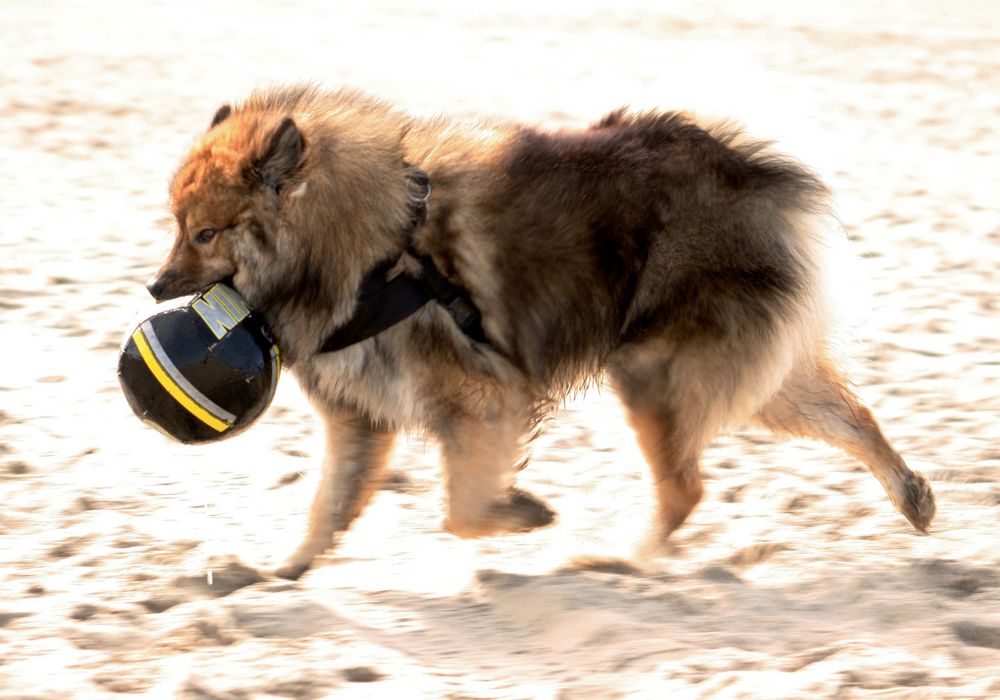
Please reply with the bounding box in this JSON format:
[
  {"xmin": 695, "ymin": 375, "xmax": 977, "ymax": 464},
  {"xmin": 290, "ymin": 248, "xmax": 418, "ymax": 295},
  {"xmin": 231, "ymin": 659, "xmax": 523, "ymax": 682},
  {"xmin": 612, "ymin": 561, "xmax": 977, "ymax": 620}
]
[{"xmin": 2, "ymin": 1, "xmax": 998, "ymax": 697}]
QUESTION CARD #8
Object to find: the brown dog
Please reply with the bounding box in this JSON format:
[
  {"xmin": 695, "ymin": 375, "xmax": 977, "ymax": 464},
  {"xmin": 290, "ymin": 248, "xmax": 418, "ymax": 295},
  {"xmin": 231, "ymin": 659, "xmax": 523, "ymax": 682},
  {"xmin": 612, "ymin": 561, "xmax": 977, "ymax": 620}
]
[{"xmin": 148, "ymin": 85, "xmax": 935, "ymax": 579}]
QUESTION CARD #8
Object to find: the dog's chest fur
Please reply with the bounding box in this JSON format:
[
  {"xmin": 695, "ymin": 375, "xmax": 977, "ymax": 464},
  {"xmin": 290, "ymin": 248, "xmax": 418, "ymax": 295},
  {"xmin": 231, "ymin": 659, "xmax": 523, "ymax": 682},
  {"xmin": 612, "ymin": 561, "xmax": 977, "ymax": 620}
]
[{"xmin": 293, "ymin": 337, "xmax": 422, "ymax": 428}]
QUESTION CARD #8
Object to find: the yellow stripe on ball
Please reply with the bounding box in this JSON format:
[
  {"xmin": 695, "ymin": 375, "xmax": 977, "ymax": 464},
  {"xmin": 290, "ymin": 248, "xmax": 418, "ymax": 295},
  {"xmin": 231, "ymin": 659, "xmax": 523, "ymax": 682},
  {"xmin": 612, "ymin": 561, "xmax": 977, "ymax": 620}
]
[{"xmin": 132, "ymin": 328, "xmax": 230, "ymax": 433}]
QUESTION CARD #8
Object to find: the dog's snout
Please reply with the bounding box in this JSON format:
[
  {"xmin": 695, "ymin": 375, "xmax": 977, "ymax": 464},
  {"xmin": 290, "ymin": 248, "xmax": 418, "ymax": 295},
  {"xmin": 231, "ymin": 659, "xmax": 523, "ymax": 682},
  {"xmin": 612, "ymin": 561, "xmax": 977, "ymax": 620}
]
[{"xmin": 146, "ymin": 273, "xmax": 172, "ymax": 302}]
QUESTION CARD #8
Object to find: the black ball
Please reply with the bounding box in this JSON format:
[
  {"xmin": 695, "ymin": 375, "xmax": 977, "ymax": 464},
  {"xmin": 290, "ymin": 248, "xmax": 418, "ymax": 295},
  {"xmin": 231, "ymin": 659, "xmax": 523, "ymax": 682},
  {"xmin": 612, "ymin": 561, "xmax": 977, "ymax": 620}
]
[{"xmin": 118, "ymin": 283, "xmax": 280, "ymax": 444}]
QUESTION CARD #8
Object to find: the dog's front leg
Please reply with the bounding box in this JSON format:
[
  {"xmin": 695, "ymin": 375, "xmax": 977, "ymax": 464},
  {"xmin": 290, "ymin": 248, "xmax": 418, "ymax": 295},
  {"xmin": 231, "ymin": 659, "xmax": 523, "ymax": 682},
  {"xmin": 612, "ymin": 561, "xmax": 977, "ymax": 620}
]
[
  {"xmin": 437, "ymin": 411, "xmax": 556, "ymax": 538},
  {"xmin": 276, "ymin": 407, "xmax": 395, "ymax": 580}
]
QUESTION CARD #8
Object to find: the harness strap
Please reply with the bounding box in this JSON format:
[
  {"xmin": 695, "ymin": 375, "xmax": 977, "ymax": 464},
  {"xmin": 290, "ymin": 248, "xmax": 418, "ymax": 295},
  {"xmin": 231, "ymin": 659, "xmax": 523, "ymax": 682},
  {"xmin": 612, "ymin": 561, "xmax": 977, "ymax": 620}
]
[
  {"xmin": 317, "ymin": 171, "xmax": 486, "ymax": 354},
  {"xmin": 414, "ymin": 253, "xmax": 487, "ymax": 344},
  {"xmin": 317, "ymin": 259, "xmax": 433, "ymax": 353}
]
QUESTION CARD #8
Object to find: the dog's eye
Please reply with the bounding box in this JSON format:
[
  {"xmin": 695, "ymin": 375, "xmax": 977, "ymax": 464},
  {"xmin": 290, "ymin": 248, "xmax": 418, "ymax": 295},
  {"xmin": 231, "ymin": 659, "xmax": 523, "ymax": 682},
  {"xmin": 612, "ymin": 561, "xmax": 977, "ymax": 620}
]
[{"xmin": 195, "ymin": 228, "xmax": 216, "ymax": 244}]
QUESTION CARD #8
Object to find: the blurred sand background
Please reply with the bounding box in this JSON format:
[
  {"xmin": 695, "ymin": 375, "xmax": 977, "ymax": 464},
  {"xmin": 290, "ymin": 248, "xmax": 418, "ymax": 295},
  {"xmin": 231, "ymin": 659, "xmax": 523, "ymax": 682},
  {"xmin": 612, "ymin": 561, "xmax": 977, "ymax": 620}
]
[{"xmin": 1, "ymin": 1, "xmax": 998, "ymax": 697}]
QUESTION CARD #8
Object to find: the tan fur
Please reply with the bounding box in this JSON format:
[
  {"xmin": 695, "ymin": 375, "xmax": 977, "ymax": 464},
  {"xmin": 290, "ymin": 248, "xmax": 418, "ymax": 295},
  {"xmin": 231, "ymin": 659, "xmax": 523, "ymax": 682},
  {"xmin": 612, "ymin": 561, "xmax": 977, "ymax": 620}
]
[{"xmin": 148, "ymin": 85, "xmax": 935, "ymax": 580}]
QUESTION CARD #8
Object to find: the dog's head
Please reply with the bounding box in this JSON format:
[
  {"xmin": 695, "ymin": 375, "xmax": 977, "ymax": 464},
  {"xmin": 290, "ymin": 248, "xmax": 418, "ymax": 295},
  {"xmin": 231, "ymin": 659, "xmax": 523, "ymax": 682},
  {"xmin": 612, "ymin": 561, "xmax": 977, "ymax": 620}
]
[{"xmin": 147, "ymin": 106, "xmax": 304, "ymax": 304}]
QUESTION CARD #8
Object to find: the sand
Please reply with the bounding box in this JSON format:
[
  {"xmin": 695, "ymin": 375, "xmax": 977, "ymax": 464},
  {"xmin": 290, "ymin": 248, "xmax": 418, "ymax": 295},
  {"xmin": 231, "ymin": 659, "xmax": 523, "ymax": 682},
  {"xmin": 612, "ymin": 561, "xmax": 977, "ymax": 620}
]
[{"xmin": 1, "ymin": 1, "xmax": 998, "ymax": 697}]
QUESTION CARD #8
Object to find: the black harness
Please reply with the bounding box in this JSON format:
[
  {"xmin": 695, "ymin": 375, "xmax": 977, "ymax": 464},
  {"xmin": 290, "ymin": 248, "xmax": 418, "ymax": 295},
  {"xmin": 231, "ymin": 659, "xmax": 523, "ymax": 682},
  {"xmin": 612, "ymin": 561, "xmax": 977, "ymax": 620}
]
[{"xmin": 318, "ymin": 172, "xmax": 487, "ymax": 353}]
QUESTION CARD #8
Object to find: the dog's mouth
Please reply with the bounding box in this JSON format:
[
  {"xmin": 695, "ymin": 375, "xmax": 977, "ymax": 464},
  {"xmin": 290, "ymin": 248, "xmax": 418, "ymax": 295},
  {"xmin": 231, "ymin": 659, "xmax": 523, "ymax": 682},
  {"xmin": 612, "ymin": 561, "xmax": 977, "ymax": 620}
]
[
  {"xmin": 146, "ymin": 273, "xmax": 239, "ymax": 304},
  {"xmin": 220, "ymin": 275, "xmax": 259, "ymax": 308},
  {"xmin": 217, "ymin": 275, "xmax": 267, "ymax": 314}
]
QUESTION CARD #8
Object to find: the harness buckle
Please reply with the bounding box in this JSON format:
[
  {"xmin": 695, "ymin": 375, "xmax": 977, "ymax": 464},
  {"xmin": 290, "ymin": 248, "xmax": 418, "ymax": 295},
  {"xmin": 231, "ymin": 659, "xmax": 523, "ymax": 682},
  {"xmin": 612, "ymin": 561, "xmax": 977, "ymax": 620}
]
[{"xmin": 442, "ymin": 294, "xmax": 479, "ymax": 331}]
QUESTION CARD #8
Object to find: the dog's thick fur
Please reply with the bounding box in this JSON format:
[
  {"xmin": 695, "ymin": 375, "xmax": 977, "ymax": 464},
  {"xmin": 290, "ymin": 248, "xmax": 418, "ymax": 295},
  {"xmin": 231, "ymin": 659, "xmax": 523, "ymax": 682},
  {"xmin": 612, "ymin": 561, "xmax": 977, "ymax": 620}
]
[{"xmin": 150, "ymin": 85, "xmax": 935, "ymax": 579}]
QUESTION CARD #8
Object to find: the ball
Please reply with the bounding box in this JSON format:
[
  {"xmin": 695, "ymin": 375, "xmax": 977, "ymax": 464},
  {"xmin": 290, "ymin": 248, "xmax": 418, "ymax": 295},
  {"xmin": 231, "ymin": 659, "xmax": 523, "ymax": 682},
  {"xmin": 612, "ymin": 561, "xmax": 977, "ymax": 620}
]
[{"xmin": 118, "ymin": 283, "xmax": 281, "ymax": 444}]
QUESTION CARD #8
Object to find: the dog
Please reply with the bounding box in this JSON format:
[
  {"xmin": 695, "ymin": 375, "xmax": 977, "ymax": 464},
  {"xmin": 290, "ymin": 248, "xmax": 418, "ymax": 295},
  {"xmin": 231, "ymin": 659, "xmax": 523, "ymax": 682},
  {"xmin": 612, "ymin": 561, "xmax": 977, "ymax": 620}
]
[{"xmin": 147, "ymin": 85, "xmax": 936, "ymax": 579}]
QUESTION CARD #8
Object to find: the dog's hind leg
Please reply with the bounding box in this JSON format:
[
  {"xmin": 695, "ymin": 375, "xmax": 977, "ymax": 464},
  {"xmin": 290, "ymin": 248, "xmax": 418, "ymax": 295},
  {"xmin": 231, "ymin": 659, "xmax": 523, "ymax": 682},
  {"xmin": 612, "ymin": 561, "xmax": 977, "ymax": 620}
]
[
  {"xmin": 437, "ymin": 410, "xmax": 555, "ymax": 539},
  {"xmin": 609, "ymin": 345, "xmax": 723, "ymax": 546},
  {"xmin": 754, "ymin": 359, "xmax": 936, "ymax": 532},
  {"xmin": 617, "ymin": 396, "xmax": 706, "ymax": 542},
  {"xmin": 275, "ymin": 408, "xmax": 396, "ymax": 580},
  {"xmin": 610, "ymin": 322, "xmax": 802, "ymax": 548}
]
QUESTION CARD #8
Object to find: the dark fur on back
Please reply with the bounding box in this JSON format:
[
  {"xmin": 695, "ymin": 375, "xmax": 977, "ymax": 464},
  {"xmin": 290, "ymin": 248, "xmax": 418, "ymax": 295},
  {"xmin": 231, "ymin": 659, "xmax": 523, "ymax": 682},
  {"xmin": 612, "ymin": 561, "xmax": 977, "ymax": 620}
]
[{"xmin": 413, "ymin": 107, "xmax": 828, "ymax": 393}]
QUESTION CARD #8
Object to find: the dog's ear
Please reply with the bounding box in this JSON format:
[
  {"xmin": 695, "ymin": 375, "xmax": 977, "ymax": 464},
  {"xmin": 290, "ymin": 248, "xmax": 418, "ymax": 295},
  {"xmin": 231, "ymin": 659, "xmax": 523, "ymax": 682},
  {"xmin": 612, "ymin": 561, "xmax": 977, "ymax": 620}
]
[
  {"xmin": 254, "ymin": 117, "xmax": 304, "ymax": 192},
  {"xmin": 210, "ymin": 104, "xmax": 232, "ymax": 129}
]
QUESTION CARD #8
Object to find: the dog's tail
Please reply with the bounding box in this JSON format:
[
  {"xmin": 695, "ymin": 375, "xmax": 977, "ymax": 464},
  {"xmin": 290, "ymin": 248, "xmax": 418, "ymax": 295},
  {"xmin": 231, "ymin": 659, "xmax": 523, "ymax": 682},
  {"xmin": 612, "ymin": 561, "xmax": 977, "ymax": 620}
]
[{"xmin": 705, "ymin": 124, "xmax": 870, "ymax": 427}]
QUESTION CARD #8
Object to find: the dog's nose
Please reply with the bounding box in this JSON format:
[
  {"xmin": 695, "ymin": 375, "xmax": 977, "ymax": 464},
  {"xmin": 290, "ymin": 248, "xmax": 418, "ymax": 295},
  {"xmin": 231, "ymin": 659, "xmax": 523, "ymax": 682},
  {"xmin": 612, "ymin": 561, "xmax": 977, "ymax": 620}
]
[{"xmin": 146, "ymin": 274, "xmax": 170, "ymax": 301}]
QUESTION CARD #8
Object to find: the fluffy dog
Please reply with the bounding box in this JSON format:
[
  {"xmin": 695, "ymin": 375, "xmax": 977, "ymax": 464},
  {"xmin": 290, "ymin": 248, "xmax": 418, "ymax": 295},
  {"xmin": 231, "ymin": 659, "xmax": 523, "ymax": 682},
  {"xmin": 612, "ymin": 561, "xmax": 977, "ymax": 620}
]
[{"xmin": 148, "ymin": 85, "xmax": 935, "ymax": 579}]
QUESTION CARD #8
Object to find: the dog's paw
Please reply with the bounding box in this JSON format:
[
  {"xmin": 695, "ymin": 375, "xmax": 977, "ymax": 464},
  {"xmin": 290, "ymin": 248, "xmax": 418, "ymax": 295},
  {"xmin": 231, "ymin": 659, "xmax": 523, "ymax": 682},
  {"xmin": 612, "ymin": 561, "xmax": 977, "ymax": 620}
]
[
  {"xmin": 634, "ymin": 522, "xmax": 687, "ymax": 560},
  {"xmin": 274, "ymin": 542, "xmax": 326, "ymax": 580},
  {"xmin": 898, "ymin": 471, "xmax": 936, "ymax": 533},
  {"xmin": 444, "ymin": 488, "xmax": 557, "ymax": 538},
  {"xmin": 490, "ymin": 487, "xmax": 557, "ymax": 532},
  {"xmin": 274, "ymin": 561, "xmax": 311, "ymax": 581}
]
